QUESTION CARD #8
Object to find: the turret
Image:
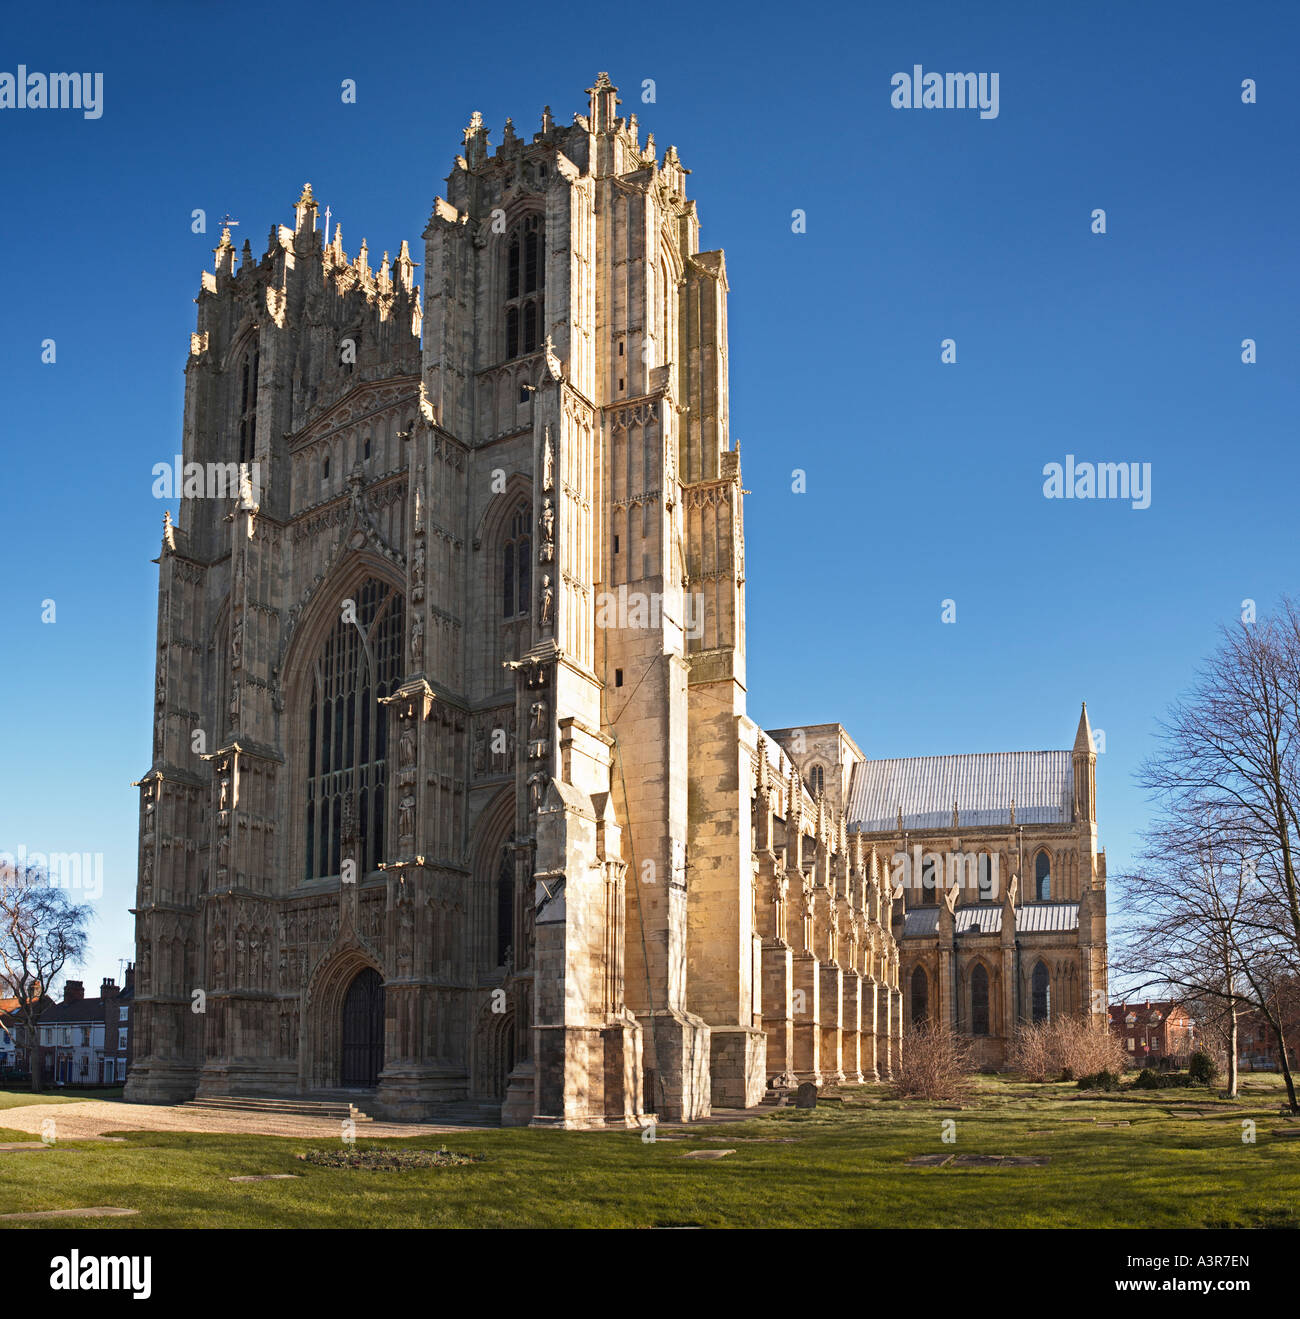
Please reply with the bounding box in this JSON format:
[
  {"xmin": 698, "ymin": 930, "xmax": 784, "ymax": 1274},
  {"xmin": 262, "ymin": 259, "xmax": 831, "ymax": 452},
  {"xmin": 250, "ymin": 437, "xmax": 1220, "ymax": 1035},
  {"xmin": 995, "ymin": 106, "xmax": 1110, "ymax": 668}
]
[{"xmin": 1072, "ymin": 701, "xmax": 1096, "ymax": 825}]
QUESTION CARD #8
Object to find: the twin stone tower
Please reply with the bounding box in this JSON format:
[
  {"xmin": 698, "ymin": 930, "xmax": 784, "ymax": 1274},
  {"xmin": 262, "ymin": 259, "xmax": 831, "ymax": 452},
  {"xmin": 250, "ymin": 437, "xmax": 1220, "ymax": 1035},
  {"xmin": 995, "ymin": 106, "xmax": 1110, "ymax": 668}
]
[{"xmin": 125, "ymin": 74, "xmax": 906, "ymax": 1125}]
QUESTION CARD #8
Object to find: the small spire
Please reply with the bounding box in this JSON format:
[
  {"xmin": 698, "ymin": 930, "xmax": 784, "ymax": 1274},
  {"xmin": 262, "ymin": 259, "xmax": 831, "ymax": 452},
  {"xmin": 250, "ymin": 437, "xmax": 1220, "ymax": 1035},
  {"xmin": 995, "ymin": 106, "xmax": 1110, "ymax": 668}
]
[
  {"xmin": 1073, "ymin": 701, "xmax": 1095, "ymax": 755},
  {"xmin": 294, "ymin": 183, "xmax": 318, "ymax": 234},
  {"xmin": 214, "ymin": 227, "xmax": 235, "ymax": 275}
]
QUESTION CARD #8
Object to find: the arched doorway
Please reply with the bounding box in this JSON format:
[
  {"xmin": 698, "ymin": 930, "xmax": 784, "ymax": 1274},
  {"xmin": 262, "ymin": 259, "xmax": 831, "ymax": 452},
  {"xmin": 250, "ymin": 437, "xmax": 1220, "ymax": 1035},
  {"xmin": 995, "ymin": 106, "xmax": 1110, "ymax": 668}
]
[{"xmin": 340, "ymin": 967, "xmax": 384, "ymax": 1087}]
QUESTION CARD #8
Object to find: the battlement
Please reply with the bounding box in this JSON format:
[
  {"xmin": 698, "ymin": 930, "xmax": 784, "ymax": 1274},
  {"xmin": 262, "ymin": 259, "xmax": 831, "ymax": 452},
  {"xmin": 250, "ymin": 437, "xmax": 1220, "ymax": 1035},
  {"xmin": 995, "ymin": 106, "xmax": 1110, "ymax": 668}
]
[{"xmin": 443, "ymin": 72, "xmax": 693, "ymax": 200}]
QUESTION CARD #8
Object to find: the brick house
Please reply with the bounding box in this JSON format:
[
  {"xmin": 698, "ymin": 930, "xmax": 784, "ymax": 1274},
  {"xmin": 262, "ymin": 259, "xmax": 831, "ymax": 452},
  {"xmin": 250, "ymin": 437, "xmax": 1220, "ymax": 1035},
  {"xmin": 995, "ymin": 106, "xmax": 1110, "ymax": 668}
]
[
  {"xmin": 1109, "ymin": 1000, "xmax": 1195, "ymax": 1067},
  {"xmin": 1235, "ymin": 985, "xmax": 1300, "ymax": 1071},
  {"xmin": 38, "ymin": 973, "xmax": 133, "ymax": 1086}
]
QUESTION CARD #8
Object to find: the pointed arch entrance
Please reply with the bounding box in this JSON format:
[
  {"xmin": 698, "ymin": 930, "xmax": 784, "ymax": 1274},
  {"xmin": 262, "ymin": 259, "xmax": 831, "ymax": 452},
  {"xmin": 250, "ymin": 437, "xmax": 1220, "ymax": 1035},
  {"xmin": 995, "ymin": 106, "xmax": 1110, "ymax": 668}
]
[{"xmin": 341, "ymin": 967, "xmax": 385, "ymax": 1087}]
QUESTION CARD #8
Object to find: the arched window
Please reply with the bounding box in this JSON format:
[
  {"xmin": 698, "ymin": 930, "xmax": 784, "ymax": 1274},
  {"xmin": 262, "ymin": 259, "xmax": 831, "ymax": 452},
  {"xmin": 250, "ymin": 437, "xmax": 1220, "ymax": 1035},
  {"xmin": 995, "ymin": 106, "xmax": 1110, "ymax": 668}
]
[
  {"xmin": 971, "ymin": 963, "xmax": 990, "ymax": 1035},
  {"xmin": 808, "ymin": 764, "xmax": 824, "ymax": 796},
  {"xmin": 921, "ymin": 854, "xmax": 939, "ymax": 905},
  {"xmin": 496, "ymin": 852, "xmax": 513, "ymax": 967},
  {"xmin": 978, "ymin": 852, "xmax": 998, "ymax": 902},
  {"xmin": 238, "ymin": 346, "xmax": 259, "ymax": 465},
  {"xmin": 911, "ymin": 965, "xmax": 929, "ymax": 1025},
  {"xmin": 1031, "ymin": 960, "xmax": 1051, "ymax": 1023},
  {"xmin": 501, "ymin": 502, "xmax": 531, "ymax": 618},
  {"xmin": 303, "ymin": 578, "xmax": 405, "ymax": 880},
  {"xmin": 504, "ymin": 214, "xmax": 544, "ymax": 359},
  {"xmin": 1034, "ymin": 849, "xmax": 1051, "ymax": 901}
]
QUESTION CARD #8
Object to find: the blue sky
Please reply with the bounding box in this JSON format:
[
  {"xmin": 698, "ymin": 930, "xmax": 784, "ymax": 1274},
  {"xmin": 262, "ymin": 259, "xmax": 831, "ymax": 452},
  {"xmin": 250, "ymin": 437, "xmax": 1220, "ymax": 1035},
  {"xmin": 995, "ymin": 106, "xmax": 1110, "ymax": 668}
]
[{"xmin": 1, "ymin": 0, "xmax": 1296, "ymax": 995}]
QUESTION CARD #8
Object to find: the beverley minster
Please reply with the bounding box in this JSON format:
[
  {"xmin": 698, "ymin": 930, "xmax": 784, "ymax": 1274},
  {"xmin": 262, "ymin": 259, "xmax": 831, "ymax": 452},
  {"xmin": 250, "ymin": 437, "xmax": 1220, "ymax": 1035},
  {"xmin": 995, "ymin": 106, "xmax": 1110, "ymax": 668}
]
[{"xmin": 126, "ymin": 74, "xmax": 1106, "ymax": 1127}]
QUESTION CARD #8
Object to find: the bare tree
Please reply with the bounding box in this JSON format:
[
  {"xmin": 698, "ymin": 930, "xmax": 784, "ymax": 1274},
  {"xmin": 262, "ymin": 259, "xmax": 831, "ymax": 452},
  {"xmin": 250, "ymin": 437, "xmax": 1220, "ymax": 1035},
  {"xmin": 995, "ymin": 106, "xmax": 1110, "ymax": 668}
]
[
  {"xmin": 1125, "ymin": 600, "xmax": 1300, "ymax": 1110},
  {"xmin": 0, "ymin": 860, "xmax": 90, "ymax": 1092}
]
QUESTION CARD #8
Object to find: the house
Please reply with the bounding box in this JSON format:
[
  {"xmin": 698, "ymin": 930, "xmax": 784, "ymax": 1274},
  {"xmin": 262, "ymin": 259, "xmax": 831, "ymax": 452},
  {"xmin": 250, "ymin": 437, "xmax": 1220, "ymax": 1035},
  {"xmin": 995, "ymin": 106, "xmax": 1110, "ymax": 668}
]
[
  {"xmin": 38, "ymin": 974, "xmax": 133, "ymax": 1086},
  {"xmin": 1109, "ymin": 999, "xmax": 1195, "ymax": 1067}
]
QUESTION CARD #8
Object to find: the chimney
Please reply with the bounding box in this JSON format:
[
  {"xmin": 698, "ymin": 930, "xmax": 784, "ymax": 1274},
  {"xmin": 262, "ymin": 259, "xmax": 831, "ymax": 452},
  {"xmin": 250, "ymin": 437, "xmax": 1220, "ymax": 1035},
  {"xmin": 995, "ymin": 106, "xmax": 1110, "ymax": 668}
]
[
  {"xmin": 63, "ymin": 980, "xmax": 84, "ymax": 1003},
  {"xmin": 101, "ymin": 977, "xmax": 117, "ymax": 999},
  {"xmin": 125, "ymin": 963, "xmax": 135, "ymax": 993}
]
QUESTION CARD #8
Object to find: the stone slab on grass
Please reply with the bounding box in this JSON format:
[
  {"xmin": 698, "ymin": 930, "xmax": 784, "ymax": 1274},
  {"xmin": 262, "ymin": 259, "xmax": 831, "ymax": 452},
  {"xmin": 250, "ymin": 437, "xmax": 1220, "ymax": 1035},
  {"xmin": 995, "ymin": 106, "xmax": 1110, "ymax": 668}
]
[
  {"xmin": 907, "ymin": 1153, "xmax": 1049, "ymax": 1167},
  {"xmin": 679, "ymin": 1148, "xmax": 735, "ymax": 1160},
  {"xmin": 0, "ymin": 1206, "xmax": 137, "ymax": 1220},
  {"xmin": 229, "ymin": 1173, "xmax": 302, "ymax": 1182}
]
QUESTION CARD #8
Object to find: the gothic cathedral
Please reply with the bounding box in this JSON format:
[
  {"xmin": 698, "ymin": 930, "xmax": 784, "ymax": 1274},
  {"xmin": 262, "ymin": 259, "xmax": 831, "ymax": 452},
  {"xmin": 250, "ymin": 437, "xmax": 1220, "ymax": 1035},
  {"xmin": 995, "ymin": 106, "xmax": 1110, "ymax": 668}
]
[{"xmin": 126, "ymin": 74, "xmax": 1104, "ymax": 1125}]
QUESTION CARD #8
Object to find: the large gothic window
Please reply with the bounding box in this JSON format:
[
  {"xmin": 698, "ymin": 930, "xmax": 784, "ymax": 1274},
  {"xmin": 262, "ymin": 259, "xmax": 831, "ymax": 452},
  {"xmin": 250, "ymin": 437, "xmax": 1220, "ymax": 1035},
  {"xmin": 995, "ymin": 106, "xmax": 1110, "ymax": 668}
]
[
  {"xmin": 911, "ymin": 965, "xmax": 929, "ymax": 1026},
  {"xmin": 496, "ymin": 852, "xmax": 513, "ymax": 967},
  {"xmin": 238, "ymin": 346, "xmax": 259, "ymax": 465},
  {"xmin": 1031, "ymin": 960, "xmax": 1051, "ymax": 1023},
  {"xmin": 303, "ymin": 579, "xmax": 405, "ymax": 880},
  {"xmin": 1034, "ymin": 849, "xmax": 1052, "ymax": 901},
  {"xmin": 504, "ymin": 214, "xmax": 544, "ymax": 359},
  {"xmin": 971, "ymin": 964, "xmax": 990, "ymax": 1035},
  {"xmin": 501, "ymin": 502, "xmax": 531, "ymax": 618}
]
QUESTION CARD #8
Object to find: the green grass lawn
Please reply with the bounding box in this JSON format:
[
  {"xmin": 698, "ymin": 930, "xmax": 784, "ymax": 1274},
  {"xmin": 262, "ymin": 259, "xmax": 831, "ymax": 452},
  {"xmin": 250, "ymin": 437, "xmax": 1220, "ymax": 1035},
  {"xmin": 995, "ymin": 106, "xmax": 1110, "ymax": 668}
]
[
  {"xmin": 0, "ymin": 1075, "xmax": 1294, "ymax": 1228},
  {"xmin": 0, "ymin": 1087, "xmax": 123, "ymax": 1110}
]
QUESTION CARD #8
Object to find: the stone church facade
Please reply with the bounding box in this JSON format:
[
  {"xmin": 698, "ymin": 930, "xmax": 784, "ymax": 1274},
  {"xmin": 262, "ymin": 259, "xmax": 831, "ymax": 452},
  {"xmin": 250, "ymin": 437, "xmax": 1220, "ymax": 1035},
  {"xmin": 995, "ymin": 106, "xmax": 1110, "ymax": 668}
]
[{"xmin": 126, "ymin": 75, "xmax": 1104, "ymax": 1125}]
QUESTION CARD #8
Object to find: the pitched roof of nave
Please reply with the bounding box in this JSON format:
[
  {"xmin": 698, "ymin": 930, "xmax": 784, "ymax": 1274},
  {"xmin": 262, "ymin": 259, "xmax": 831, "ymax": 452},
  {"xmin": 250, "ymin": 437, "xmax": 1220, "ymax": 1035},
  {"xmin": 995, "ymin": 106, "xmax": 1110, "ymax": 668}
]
[{"xmin": 847, "ymin": 750, "xmax": 1074, "ymax": 833}]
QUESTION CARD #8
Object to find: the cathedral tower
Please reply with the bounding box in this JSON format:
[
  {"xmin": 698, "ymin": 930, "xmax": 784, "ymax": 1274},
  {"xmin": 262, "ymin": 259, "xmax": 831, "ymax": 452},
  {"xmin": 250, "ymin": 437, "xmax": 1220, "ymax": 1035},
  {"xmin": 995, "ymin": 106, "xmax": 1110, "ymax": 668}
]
[{"xmin": 127, "ymin": 74, "xmax": 767, "ymax": 1124}]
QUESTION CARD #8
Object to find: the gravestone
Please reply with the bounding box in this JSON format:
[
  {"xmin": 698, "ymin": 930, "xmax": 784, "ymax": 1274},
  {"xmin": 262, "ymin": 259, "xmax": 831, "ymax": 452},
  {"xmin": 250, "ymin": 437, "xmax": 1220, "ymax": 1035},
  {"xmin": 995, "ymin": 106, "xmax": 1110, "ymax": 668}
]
[{"xmin": 795, "ymin": 1082, "xmax": 819, "ymax": 1109}]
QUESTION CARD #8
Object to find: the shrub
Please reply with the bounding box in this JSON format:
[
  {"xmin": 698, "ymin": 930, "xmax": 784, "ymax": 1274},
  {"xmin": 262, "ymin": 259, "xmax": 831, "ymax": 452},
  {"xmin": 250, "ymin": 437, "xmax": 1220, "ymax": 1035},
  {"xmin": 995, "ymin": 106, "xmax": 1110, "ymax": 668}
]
[
  {"xmin": 895, "ymin": 1023, "xmax": 975, "ymax": 1101},
  {"xmin": 1009, "ymin": 1015, "xmax": 1127, "ymax": 1083},
  {"xmin": 1131, "ymin": 1068, "xmax": 1195, "ymax": 1090},
  {"xmin": 1188, "ymin": 1051, "xmax": 1219, "ymax": 1086},
  {"xmin": 1078, "ymin": 1069, "xmax": 1122, "ymax": 1091}
]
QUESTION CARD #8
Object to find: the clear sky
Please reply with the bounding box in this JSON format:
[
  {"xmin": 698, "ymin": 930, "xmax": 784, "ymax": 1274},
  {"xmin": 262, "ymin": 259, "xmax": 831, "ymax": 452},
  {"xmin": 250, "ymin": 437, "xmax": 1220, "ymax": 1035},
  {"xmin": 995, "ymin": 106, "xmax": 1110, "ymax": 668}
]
[{"xmin": 1, "ymin": 0, "xmax": 1296, "ymax": 996}]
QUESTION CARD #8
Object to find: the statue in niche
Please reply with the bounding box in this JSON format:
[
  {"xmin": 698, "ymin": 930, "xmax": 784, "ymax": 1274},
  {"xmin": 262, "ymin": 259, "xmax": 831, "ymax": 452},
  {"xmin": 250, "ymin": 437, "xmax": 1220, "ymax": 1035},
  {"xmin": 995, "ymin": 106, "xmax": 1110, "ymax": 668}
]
[
  {"xmin": 410, "ymin": 615, "xmax": 424, "ymax": 664},
  {"xmin": 539, "ymin": 575, "xmax": 553, "ymax": 627},
  {"xmin": 538, "ymin": 498, "xmax": 554, "ymax": 562},
  {"xmin": 212, "ymin": 931, "xmax": 226, "ymax": 980},
  {"xmin": 231, "ymin": 614, "xmax": 243, "ymax": 668},
  {"xmin": 527, "ymin": 771, "xmax": 548, "ymax": 812},
  {"xmin": 141, "ymin": 852, "xmax": 153, "ymax": 903},
  {"xmin": 398, "ymin": 793, "xmax": 416, "ymax": 841},
  {"xmin": 399, "ymin": 719, "xmax": 416, "ymax": 769}
]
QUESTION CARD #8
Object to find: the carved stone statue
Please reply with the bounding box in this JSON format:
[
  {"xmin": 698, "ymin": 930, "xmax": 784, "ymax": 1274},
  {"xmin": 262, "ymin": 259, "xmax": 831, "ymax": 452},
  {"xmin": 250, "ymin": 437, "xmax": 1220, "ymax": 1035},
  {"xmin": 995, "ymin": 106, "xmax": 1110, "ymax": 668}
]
[
  {"xmin": 539, "ymin": 498, "xmax": 554, "ymax": 562},
  {"xmin": 539, "ymin": 575, "xmax": 553, "ymax": 627}
]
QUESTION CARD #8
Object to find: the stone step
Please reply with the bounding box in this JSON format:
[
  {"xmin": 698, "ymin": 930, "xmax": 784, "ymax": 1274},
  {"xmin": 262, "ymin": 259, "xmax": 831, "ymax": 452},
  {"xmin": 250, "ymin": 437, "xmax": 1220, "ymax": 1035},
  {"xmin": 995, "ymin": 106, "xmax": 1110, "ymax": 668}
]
[{"xmin": 184, "ymin": 1096, "xmax": 373, "ymax": 1121}]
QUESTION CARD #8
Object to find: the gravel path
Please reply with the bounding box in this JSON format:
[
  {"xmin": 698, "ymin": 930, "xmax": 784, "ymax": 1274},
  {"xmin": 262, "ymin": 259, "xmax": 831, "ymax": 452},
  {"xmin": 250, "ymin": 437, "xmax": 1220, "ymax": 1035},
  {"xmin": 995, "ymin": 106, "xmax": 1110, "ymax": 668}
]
[{"xmin": 0, "ymin": 1100, "xmax": 475, "ymax": 1142}]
